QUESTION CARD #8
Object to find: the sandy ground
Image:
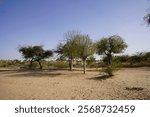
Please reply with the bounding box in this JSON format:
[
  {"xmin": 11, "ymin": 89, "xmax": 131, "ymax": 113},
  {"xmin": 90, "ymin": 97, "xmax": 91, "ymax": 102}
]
[{"xmin": 0, "ymin": 67, "xmax": 150, "ymax": 100}]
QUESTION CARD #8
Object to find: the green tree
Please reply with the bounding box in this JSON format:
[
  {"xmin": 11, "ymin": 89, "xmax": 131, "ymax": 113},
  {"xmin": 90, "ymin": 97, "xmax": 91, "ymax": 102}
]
[
  {"xmin": 96, "ymin": 35, "xmax": 127, "ymax": 76},
  {"xmin": 55, "ymin": 31, "xmax": 79, "ymax": 71},
  {"xmin": 75, "ymin": 34, "xmax": 96, "ymax": 74},
  {"xmin": 19, "ymin": 45, "xmax": 53, "ymax": 69},
  {"xmin": 19, "ymin": 46, "xmax": 35, "ymax": 68},
  {"xmin": 97, "ymin": 35, "xmax": 127, "ymax": 66},
  {"xmin": 143, "ymin": 52, "xmax": 150, "ymax": 62}
]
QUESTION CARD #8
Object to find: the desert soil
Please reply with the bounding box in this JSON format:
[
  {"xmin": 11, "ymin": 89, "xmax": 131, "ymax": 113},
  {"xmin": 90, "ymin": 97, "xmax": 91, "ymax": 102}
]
[{"xmin": 0, "ymin": 67, "xmax": 150, "ymax": 100}]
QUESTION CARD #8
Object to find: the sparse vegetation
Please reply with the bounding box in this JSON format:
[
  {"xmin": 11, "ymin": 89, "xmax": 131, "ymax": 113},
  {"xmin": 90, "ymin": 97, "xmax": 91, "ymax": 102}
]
[
  {"xmin": 0, "ymin": 59, "xmax": 22, "ymax": 68},
  {"xmin": 0, "ymin": 32, "xmax": 149, "ymax": 76},
  {"xmin": 113, "ymin": 52, "xmax": 150, "ymax": 67},
  {"xmin": 1, "ymin": 1, "xmax": 150, "ymax": 100}
]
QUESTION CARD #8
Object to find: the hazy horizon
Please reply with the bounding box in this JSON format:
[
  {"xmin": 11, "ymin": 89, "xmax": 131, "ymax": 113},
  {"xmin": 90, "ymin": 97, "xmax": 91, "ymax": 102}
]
[{"xmin": 0, "ymin": 0, "xmax": 150, "ymax": 60}]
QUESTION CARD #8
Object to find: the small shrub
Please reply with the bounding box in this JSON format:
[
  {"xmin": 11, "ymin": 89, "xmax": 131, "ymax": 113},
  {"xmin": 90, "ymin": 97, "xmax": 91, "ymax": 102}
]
[
  {"xmin": 101, "ymin": 62, "xmax": 121, "ymax": 77},
  {"xmin": 103, "ymin": 67, "xmax": 114, "ymax": 76}
]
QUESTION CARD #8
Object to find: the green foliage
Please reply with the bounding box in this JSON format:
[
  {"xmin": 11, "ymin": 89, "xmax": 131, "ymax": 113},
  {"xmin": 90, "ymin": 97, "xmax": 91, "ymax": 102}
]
[
  {"xmin": 126, "ymin": 52, "xmax": 150, "ymax": 67},
  {"xmin": 98, "ymin": 61, "xmax": 106, "ymax": 67},
  {"xmin": 102, "ymin": 56, "xmax": 109, "ymax": 64},
  {"xmin": 0, "ymin": 60, "xmax": 10, "ymax": 67},
  {"xmin": 55, "ymin": 31, "xmax": 96, "ymax": 73},
  {"xmin": 129, "ymin": 55, "xmax": 142, "ymax": 64},
  {"xmin": 46, "ymin": 61, "xmax": 68, "ymax": 69},
  {"xmin": 56, "ymin": 31, "xmax": 80, "ymax": 59},
  {"xmin": 102, "ymin": 62, "xmax": 121, "ymax": 77},
  {"xmin": 103, "ymin": 67, "xmax": 114, "ymax": 76},
  {"xmin": 86, "ymin": 56, "xmax": 96, "ymax": 67},
  {"xmin": 74, "ymin": 34, "xmax": 96, "ymax": 74},
  {"xmin": 19, "ymin": 45, "xmax": 53, "ymax": 69},
  {"xmin": 97, "ymin": 35, "xmax": 128, "ymax": 55},
  {"xmin": 97, "ymin": 35, "xmax": 128, "ymax": 67},
  {"xmin": 141, "ymin": 52, "xmax": 150, "ymax": 62},
  {"xmin": 0, "ymin": 60, "xmax": 22, "ymax": 68},
  {"xmin": 55, "ymin": 31, "xmax": 80, "ymax": 71},
  {"xmin": 75, "ymin": 35, "xmax": 96, "ymax": 60},
  {"xmin": 63, "ymin": 39, "xmax": 78, "ymax": 59},
  {"xmin": 56, "ymin": 55, "xmax": 66, "ymax": 61},
  {"xmin": 113, "ymin": 55, "xmax": 129, "ymax": 63},
  {"xmin": 110, "ymin": 52, "xmax": 150, "ymax": 67}
]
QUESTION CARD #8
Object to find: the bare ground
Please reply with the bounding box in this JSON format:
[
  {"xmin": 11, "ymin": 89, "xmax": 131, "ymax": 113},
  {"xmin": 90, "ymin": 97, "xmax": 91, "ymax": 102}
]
[{"xmin": 0, "ymin": 67, "xmax": 150, "ymax": 100}]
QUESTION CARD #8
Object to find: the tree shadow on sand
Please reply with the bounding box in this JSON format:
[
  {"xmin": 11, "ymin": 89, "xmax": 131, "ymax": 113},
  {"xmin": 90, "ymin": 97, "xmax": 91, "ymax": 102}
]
[
  {"xmin": 0, "ymin": 69, "xmax": 21, "ymax": 74},
  {"xmin": 87, "ymin": 75, "xmax": 112, "ymax": 81},
  {"xmin": 1, "ymin": 70, "xmax": 63, "ymax": 78},
  {"xmin": 11, "ymin": 73, "xmax": 62, "ymax": 78}
]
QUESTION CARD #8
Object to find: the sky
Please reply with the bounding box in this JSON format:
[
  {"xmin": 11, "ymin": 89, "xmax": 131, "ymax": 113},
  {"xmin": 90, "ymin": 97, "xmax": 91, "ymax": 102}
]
[{"xmin": 0, "ymin": 0, "xmax": 150, "ymax": 60}]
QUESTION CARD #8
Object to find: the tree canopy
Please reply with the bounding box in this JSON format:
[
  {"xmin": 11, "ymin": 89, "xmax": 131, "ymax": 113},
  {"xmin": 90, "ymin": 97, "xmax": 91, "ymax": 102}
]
[
  {"xmin": 19, "ymin": 45, "xmax": 53, "ymax": 69},
  {"xmin": 97, "ymin": 35, "xmax": 128, "ymax": 66},
  {"xmin": 55, "ymin": 31, "xmax": 79, "ymax": 71},
  {"xmin": 75, "ymin": 34, "xmax": 96, "ymax": 74},
  {"xmin": 55, "ymin": 31, "xmax": 95, "ymax": 73}
]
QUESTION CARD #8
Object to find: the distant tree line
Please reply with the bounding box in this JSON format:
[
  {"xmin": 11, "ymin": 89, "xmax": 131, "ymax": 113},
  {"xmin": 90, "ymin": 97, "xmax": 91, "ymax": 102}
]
[
  {"xmin": 1, "ymin": 51, "xmax": 150, "ymax": 68},
  {"xmin": 113, "ymin": 52, "xmax": 150, "ymax": 67},
  {"xmin": 17, "ymin": 30, "xmax": 127, "ymax": 76}
]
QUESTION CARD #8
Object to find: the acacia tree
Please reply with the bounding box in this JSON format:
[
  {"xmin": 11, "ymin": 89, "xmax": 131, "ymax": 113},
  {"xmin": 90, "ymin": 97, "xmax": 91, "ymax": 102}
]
[
  {"xmin": 19, "ymin": 45, "xmax": 53, "ymax": 69},
  {"xmin": 97, "ymin": 35, "xmax": 127, "ymax": 67},
  {"xmin": 55, "ymin": 31, "xmax": 79, "ymax": 71},
  {"xmin": 75, "ymin": 34, "xmax": 96, "ymax": 74},
  {"xmin": 32, "ymin": 46, "xmax": 53, "ymax": 69},
  {"xmin": 19, "ymin": 46, "xmax": 35, "ymax": 68}
]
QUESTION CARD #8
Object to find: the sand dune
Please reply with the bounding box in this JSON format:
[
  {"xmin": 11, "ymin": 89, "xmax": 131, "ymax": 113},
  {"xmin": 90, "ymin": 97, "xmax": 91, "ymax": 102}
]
[{"xmin": 0, "ymin": 67, "xmax": 150, "ymax": 100}]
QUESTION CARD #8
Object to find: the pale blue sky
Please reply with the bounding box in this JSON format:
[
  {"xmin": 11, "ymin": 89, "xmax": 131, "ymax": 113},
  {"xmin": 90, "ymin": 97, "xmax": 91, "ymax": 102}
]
[{"xmin": 0, "ymin": 0, "xmax": 149, "ymax": 60}]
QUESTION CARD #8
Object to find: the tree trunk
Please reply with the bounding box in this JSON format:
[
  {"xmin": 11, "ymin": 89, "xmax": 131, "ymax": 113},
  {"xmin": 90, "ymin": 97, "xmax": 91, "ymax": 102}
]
[
  {"xmin": 38, "ymin": 61, "xmax": 42, "ymax": 69},
  {"xmin": 83, "ymin": 59, "xmax": 86, "ymax": 74},
  {"xmin": 69, "ymin": 59, "xmax": 73, "ymax": 71},
  {"xmin": 108, "ymin": 54, "xmax": 112, "ymax": 67},
  {"xmin": 29, "ymin": 60, "xmax": 33, "ymax": 69},
  {"xmin": 107, "ymin": 54, "xmax": 113, "ymax": 76}
]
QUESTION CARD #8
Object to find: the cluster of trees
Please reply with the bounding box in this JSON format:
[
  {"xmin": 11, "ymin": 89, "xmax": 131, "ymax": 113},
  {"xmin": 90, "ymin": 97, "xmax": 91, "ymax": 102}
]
[
  {"xmin": 0, "ymin": 6, "xmax": 148, "ymax": 76},
  {"xmin": 55, "ymin": 31, "xmax": 96, "ymax": 74},
  {"xmin": 55, "ymin": 31, "xmax": 127, "ymax": 74},
  {"xmin": 19, "ymin": 31, "xmax": 127, "ymax": 75},
  {"xmin": 14, "ymin": 11, "xmax": 150, "ymax": 75}
]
